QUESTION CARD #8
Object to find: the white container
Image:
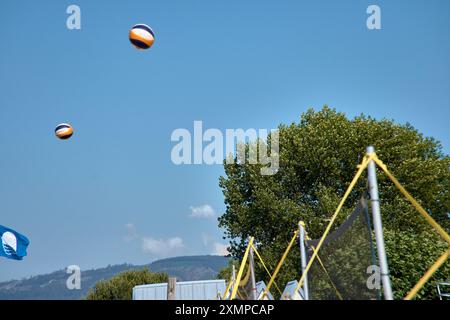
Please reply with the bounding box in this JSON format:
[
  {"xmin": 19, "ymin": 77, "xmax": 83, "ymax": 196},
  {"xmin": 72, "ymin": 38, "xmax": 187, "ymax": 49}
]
[{"xmin": 133, "ymin": 279, "xmax": 226, "ymax": 300}]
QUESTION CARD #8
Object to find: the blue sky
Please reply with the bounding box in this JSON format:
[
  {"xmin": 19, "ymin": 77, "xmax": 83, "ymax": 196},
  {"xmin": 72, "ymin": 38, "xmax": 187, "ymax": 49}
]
[{"xmin": 0, "ymin": 0, "xmax": 449, "ymax": 281}]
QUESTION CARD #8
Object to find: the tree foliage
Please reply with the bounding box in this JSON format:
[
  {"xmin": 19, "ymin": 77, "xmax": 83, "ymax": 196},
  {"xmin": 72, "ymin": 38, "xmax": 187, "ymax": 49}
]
[
  {"xmin": 85, "ymin": 268, "xmax": 168, "ymax": 300},
  {"xmin": 216, "ymin": 259, "xmax": 239, "ymax": 282},
  {"xmin": 218, "ymin": 106, "xmax": 449, "ymax": 299}
]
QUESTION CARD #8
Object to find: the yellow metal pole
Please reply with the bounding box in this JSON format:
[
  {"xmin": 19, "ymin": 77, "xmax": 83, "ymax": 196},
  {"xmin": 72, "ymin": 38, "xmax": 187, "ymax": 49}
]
[
  {"xmin": 405, "ymin": 248, "xmax": 450, "ymax": 300},
  {"xmin": 223, "ymin": 278, "xmax": 233, "ymax": 299},
  {"xmin": 261, "ymin": 230, "xmax": 299, "ymax": 300},
  {"xmin": 294, "ymin": 154, "xmax": 373, "ymax": 294},
  {"xmin": 230, "ymin": 237, "xmax": 254, "ymax": 300},
  {"xmin": 373, "ymin": 156, "xmax": 450, "ymax": 244},
  {"xmin": 251, "ymin": 244, "xmax": 283, "ymax": 296}
]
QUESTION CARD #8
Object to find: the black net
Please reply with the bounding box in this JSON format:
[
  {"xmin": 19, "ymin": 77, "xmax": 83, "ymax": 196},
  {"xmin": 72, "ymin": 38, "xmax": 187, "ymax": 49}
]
[{"xmin": 305, "ymin": 194, "xmax": 380, "ymax": 300}]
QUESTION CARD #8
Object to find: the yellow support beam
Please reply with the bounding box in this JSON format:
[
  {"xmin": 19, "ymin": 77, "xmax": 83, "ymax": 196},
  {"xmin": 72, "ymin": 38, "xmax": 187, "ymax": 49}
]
[
  {"xmin": 261, "ymin": 230, "xmax": 299, "ymax": 300},
  {"xmin": 222, "ymin": 278, "xmax": 233, "ymax": 300},
  {"xmin": 309, "ymin": 244, "xmax": 344, "ymax": 300},
  {"xmin": 251, "ymin": 243, "xmax": 283, "ymax": 296},
  {"xmin": 372, "ymin": 155, "xmax": 450, "ymax": 245},
  {"xmin": 294, "ymin": 154, "xmax": 373, "ymax": 294},
  {"xmin": 230, "ymin": 237, "xmax": 254, "ymax": 300},
  {"xmin": 405, "ymin": 248, "xmax": 450, "ymax": 300},
  {"xmin": 226, "ymin": 151, "xmax": 450, "ymax": 301}
]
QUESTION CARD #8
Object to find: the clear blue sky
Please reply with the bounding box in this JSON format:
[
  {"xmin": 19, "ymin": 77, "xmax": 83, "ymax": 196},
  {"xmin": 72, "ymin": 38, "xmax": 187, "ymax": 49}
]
[{"xmin": 0, "ymin": 0, "xmax": 449, "ymax": 281}]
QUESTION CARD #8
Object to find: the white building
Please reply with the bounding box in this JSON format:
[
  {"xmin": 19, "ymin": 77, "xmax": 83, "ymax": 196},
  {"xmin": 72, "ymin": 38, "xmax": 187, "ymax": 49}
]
[{"xmin": 132, "ymin": 279, "xmax": 226, "ymax": 300}]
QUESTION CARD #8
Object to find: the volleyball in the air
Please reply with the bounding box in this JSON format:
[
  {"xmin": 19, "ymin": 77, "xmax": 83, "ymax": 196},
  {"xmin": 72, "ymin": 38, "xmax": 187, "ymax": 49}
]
[
  {"xmin": 55, "ymin": 123, "xmax": 73, "ymax": 140},
  {"xmin": 129, "ymin": 24, "xmax": 155, "ymax": 50}
]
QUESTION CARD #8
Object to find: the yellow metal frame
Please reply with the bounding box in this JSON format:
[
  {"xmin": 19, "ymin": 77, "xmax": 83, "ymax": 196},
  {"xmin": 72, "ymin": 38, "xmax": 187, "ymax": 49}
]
[
  {"xmin": 261, "ymin": 230, "xmax": 299, "ymax": 299},
  {"xmin": 293, "ymin": 153, "xmax": 374, "ymax": 294},
  {"xmin": 226, "ymin": 151, "xmax": 450, "ymax": 300},
  {"xmin": 371, "ymin": 154, "xmax": 450, "ymax": 300},
  {"xmin": 229, "ymin": 237, "xmax": 254, "ymax": 300},
  {"xmin": 251, "ymin": 244, "xmax": 283, "ymax": 296}
]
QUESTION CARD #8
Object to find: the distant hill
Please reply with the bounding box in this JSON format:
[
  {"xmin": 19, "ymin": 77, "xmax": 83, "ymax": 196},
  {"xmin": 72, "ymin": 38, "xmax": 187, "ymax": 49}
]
[{"xmin": 0, "ymin": 255, "xmax": 229, "ymax": 300}]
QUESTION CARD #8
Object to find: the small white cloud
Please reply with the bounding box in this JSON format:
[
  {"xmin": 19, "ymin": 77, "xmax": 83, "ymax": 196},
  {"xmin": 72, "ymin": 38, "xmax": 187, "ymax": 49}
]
[
  {"xmin": 212, "ymin": 242, "xmax": 229, "ymax": 256},
  {"xmin": 189, "ymin": 204, "xmax": 216, "ymax": 219},
  {"xmin": 123, "ymin": 223, "xmax": 138, "ymax": 242},
  {"xmin": 142, "ymin": 236, "xmax": 184, "ymax": 258}
]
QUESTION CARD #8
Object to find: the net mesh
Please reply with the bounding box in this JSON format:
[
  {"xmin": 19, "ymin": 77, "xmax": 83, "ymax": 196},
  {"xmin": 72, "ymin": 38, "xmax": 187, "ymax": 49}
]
[{"xmin": 305, "ymin": 194, "xmax": 380, "ymax": 300}]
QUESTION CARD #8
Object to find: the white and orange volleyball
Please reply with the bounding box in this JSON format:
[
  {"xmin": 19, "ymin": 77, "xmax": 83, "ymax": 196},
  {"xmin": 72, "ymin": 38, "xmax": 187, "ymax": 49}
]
[
  {"xmin": 129, "ymin": 24, "xmax": 155, "ymax": 50},
  {"xmin": 55, "ymin": 123, "xmax": 73, "ymax": 140}
]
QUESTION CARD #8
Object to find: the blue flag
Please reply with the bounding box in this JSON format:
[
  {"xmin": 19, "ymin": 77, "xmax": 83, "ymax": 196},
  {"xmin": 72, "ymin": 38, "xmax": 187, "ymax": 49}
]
[{"xmin": 0, "ymin": 225, "xmax": 30, "ymax": 260}]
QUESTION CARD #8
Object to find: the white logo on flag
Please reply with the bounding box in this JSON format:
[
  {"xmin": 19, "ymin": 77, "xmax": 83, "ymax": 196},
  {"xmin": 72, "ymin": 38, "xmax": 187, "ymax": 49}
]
[{"xmin": 2, "ymin": 231, "xmax": 17, "ymax": 256}]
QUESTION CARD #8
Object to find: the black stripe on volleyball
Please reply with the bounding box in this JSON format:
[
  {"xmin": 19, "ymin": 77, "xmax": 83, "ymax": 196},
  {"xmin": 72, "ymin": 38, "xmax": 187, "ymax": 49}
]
[
  {"xmin": 129, "ymin": 38, "xmax": 151, "ymax": 49},
  {"xmin": 55, "ymin": 124, "xmax": 71, "ymax": 132},
  {"xmin": 59, "ymin": 132, "xmax": 73, "ymax": 139},
  {"xmin": 132, "ymin": 24, "xmax": 155, "ymax": 37}
]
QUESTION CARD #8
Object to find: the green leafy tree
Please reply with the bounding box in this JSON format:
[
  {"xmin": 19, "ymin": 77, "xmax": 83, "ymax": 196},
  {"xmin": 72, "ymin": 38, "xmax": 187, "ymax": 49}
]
[
  {"xmin": 218, "ymin": 106, "xmax": 449, "ymax": 299},
  {"xmin": 86, "ymin": 268, "xmax": 168, "ymax": 300}
]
